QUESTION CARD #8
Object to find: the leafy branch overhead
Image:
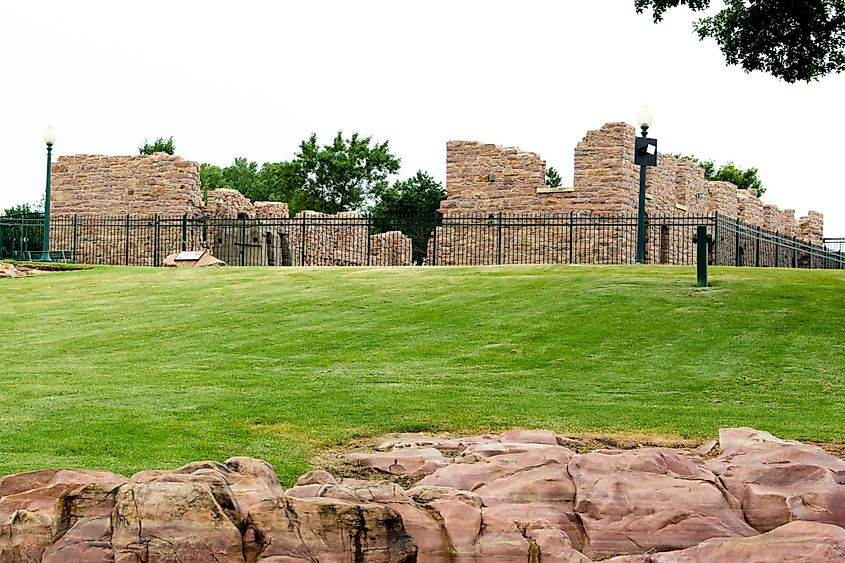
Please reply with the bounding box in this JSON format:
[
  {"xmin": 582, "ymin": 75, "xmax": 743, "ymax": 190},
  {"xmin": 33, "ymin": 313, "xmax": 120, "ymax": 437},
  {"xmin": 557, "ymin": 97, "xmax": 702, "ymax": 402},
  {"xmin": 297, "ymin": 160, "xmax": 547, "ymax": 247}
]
[{"xmin": 635, "ymin": 0, "xmax": 845, "ymax": 82}]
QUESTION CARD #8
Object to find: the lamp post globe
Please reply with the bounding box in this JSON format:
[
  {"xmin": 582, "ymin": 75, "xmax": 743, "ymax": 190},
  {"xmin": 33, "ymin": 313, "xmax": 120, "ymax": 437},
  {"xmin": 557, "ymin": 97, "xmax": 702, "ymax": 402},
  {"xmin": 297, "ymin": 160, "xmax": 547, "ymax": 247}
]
[
  {"xmin": 41, "ymin": 125, "xmax": 56, "ymax": 262},
  {"xmin": 636, "ymin": 104, "xmax": 653, "ymax": 133},
  {"xmin": 634, "ymin": 106, "xmax": 657, "ymax": 264},
  {"xmin": 44, "ymin": 125, "xmax": 56, "ymax": 146}
]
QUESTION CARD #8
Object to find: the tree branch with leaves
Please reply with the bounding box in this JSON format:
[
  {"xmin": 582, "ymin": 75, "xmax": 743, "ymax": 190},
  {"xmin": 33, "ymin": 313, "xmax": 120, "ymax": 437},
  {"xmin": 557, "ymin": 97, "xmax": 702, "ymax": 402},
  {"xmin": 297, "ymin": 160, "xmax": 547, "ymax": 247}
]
[{"xmin": 635, "ymin": 0, "xmax": 845, "ymax": 82}]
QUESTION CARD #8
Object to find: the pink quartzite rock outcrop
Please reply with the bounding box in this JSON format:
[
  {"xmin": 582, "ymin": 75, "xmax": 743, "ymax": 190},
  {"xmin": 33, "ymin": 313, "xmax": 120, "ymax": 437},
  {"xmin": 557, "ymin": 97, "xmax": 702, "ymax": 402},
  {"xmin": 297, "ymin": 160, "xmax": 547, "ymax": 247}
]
[
  {"xmin": 2, "ymin": 429, "xmax": 845, "ymax": 562},
  {"xmin": 707, "ymin": 427, "xmax": 845, "ymax": 533},
  {"xmin": 569, "ymin": 448, "xmax": 756, "ymax": 558}
]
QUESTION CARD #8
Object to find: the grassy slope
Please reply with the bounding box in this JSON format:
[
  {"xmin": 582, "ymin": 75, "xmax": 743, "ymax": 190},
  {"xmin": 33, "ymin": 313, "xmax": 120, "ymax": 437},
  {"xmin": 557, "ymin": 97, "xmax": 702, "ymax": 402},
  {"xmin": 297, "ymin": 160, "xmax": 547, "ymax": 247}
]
[{"xmin": 0, "ymin": 265, "xmax": 843, "ymax": 483}]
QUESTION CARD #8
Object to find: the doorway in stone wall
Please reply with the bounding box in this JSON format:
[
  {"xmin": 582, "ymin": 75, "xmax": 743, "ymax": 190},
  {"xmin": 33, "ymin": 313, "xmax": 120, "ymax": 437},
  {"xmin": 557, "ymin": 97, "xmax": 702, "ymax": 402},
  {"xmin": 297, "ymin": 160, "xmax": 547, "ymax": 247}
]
[
  {"xmin": 659, "ymin": 225, "xmax": 670, "ymax": 264},
  {"xmin": 266, "ymin": 232, "xmax": 293, "ymax": 266}
]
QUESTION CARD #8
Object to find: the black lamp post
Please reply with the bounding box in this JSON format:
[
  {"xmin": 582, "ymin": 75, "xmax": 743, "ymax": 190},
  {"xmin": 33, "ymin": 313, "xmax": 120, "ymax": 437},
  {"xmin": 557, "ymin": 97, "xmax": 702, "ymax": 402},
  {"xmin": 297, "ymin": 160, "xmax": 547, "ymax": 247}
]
[
  {"xmin": 634, "ymin": 105, "xmax": 657, "ymax": 264},
  {"xmin": 41, "ymin": 125, "xmax": 56, "ymax": 262}
]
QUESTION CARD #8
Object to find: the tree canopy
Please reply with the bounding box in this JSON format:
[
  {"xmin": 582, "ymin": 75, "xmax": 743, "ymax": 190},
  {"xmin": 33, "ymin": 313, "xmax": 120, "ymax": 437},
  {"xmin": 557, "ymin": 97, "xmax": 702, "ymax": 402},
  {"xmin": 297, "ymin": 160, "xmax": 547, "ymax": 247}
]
[
  {"xmin": 635, "ymin": 0, "xmax": 845, "ymax": 82},
  {"xmin": 677, "ymin": 155, "xmax": 765, "ymax": 197},
  {"xmin": 370, "ymin": 171, "xmax": 445, "ymax": 218},
  {"xmin": 139, "ymin": 136, "xmax": 175, "ymax": 155},
  {"xmin": 296, "ymin": 132, "xmax": 400, "ymax": 214},
  {"xmin": 199, "ymin": 132, "xmax": 402, "ymax": 216}
]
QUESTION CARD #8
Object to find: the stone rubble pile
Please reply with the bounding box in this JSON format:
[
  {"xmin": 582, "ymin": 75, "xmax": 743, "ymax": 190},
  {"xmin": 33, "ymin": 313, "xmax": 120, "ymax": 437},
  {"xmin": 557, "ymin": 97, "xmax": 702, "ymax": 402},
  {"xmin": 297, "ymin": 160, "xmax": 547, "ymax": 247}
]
[
  {"xmin": 0, "ymin": 261, "xmax": 29, "ymax": 278},
  {"xmin": 2, "ymin": 428, "xmax": 845, "ymax": 562}
]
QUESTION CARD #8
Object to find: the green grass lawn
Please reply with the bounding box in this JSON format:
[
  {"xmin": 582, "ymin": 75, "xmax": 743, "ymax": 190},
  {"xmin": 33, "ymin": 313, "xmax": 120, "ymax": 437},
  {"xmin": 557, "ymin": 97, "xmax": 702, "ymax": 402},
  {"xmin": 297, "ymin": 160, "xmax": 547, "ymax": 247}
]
[{"xmin": 1, "ymin": 265, "xmax": 843, "ymax": 483}]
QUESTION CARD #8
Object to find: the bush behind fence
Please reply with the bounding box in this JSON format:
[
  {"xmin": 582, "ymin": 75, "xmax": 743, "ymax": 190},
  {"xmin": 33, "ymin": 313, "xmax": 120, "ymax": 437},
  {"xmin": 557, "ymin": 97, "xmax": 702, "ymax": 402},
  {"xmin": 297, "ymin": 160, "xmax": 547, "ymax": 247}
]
[{"xmin": 1, "ymin": 213, "xmax": 842, "ymax": 269}]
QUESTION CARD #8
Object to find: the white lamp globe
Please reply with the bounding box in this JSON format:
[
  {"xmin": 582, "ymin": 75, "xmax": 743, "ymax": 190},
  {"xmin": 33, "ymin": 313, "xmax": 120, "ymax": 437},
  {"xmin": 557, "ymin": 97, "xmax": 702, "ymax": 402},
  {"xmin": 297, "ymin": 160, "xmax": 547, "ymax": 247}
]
[
  {"xmin": 636, "ymin": 105, "xmax": 654, "ymax": 129},
  {"xmin": 43, "ymin": 125, "xmax": 57, "ymax": 146}
]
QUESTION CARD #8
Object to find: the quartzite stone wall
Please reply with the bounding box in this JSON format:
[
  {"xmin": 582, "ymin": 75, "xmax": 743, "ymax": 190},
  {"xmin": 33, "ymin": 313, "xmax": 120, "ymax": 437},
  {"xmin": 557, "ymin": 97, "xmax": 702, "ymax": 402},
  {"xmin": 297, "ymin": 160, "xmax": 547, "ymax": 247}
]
[
  {"xmin": 51, "ymin": 153, "xmax": 203, "ymax": 217},
  {"xmin": 49, "ymin": 161, "xmax": 413, "ymax": 266},
  {"xmin": 432, "ymin": 122, "xmax": 826, "ymax": 265},
  {"xmin": 45, "ymin": 125, "xmax": 829, "ymax": 267},
  {"xmin": 48, "ymin": 154, "xmax": 205, "ymax": 265}
]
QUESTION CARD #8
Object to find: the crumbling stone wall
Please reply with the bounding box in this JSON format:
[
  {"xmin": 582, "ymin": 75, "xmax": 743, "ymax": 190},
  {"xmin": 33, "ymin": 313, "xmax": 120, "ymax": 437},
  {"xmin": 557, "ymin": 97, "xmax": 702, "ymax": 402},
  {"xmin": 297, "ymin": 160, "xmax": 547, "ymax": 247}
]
[
  {"xmin": 798, "ymin": 211, "xmax": 824, "ymax": 247},
  {"xmin": 45, "ymin": 124, "xmax": 828, "ymax": 267},
  {"xmin": 439, "ymin": 123, "xmax": 821, "ymax": 237},
  {"xmin": 285, "ymin": 211, "xmax": 412, "ymax": 267},
  {"xmin": 48, "ymin": 154, "xmax": 205, "ymax": 265},
  {"xmin": 434, "ymin": 122, "xmax": 825, "ymax": 265},
  {"xmin": 370, "ymin": 231, "xmax": 413, "ymax": 266},
  {"xmin": 51, "ymin": 153, "xmax": 203, "ymax": 217}
]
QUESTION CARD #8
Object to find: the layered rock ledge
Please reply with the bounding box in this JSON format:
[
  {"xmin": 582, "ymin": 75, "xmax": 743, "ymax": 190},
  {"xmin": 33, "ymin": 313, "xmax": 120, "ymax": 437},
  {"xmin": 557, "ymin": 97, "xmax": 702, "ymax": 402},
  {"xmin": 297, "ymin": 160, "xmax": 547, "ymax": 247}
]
[{"xmin": 2, "ymin": 428, "xmax": 845, "ymax": 562}]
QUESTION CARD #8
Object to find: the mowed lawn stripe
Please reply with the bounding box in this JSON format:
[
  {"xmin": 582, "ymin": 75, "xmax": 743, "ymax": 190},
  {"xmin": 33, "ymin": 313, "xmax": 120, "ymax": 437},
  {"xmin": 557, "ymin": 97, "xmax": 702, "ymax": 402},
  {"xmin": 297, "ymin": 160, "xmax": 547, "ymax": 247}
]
[{"xmin": 0, "ymin": 265, "xmax": 843, "ymax": 483}]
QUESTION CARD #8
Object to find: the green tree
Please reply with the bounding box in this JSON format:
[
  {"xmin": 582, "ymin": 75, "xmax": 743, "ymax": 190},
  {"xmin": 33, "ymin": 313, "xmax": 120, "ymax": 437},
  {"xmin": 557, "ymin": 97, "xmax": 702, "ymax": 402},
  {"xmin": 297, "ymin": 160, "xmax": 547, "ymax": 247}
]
[
  {"xmin": 296, "ymin": 132, "xmax": 401, "ymax": 214},
  {"xmin": 199, "ymin": 131, "xmax": 401, "ymax": 216},
  {"xmin": 677, "ymin": 155, "xmax": 766, "ymax": 197},
  {"xmin": 199, "ymin": 163, "xmax": 225, "ymax": 196},
  {"xmin": 371, "ymin": 171, "xmax": 445, "ymax": 217},
  {"xmin": 220, "ymin": 158, "xmax": 260, "ymax": 200},
  {"xmin": 257, "ymin": 161, "xmax": 324, "ymax": 216},
  {"xmin": 1, "ymin": 203, "xmax": 44, "ymax": 257},
  {"xmin": 546, "ymin": 166, "xmax": 563, "ymax": 188},
  {"xmin": 371, "ymin": 171, "xmax": 446, "ymax": 264},
  {"xmin": 635, "ymin": 0, "xmax": 845, "ymax": 82},
  {"xmin": 139, "ymin": 136, "xmax": 175, "ymax": 155}
]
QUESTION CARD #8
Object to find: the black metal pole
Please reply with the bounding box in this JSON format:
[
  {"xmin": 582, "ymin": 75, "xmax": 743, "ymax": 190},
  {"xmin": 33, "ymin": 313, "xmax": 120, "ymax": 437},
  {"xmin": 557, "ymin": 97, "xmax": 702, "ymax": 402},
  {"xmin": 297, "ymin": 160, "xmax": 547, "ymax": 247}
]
[
  {"xmin": 636, "ymin": 164, "xmax": 646, "ymax": 263},
  {"xmin": 695, "ymin": 225, "xmax": 709, "ymax": 287},
  {"xmin": 41, "ymin": 143, "xmax": 53, "ymax": 261},
  {"xmin": 431, "ymin": 215, "xmax": 438, "ymax": 266},
  {"xmin": 181, "ymin": 214, "xmax": 187, "ymax": 252},
  {"xmin": 497, "ymin": 212, "xmax": 503, "ymax": 265}
]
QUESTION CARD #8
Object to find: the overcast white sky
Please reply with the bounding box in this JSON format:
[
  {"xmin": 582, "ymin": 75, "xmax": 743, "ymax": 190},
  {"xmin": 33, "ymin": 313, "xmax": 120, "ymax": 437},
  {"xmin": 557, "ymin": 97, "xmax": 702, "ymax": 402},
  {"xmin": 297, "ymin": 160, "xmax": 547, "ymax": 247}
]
[{"xmin": 2, "ymin": 1, "xmax": 843, "ymax": 235}]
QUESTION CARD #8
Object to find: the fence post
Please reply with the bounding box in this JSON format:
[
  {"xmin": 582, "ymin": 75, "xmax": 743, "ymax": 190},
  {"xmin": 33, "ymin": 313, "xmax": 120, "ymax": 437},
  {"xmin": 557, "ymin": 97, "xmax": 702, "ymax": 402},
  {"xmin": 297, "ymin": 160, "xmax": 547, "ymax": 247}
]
[
  {"xmin": 153, "ymin": 215, "xmax": 160, "ymax": 266},
  {"xmin": 124, "ymin": 214, "xmax": 130, "ymax": 265},
  {"xmin": 181, "ymin": 214, "xmax": 187, "ymax": 252},
  {"xmin": 0, "ymin": 223, "xmax": 4, "ymax": 260},
  {"xmin": 755, "ymin": 226, "xmax": 761, "ymax": 267},
  {"xmin": 299, "ymin": 215, "xmax": 307, "ymax": 266},
  {"xmin": 71, "ymin": 215, "xmax": 78, "ymax": 262},
  {"xmin": 496, "ymin": 212, "xmax": 503, "ymax": 265},
  {"xmin": 431, "ymin": 215, "xmax": 438, "ymax": 266},
  {"xmin": 775, "ymin": 231, "xmax": 780, "ymax": 268},
  {"xmin": 713, "ymin": 213, "xmax": 719, "ymax": 266},
  {"xmin": 792, "ymin": 237, "xmax": 798, "ymax": 268},
  {"xmin": 568, "ymin": 211, "xmax": 574, "ymax": 264},
  {"xmin": 366, "ymin": 215, "xmax": 372, "ymax": 266},
  {"xmin": 240, "ymin": 215, "xmax": 247, "ymax": 267},
  {"xmin": 734, "ymin": 221, "xmax": 741, "ymax": 267}
]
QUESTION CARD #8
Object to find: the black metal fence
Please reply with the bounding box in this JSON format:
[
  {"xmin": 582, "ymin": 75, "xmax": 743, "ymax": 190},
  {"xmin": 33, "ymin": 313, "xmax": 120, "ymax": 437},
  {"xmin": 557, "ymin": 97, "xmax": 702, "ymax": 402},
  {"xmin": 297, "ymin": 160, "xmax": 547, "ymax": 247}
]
[
  {"xmin": 1, "ymin": 212, "xmax": 843, "ymax": 269},
  {"xmin": 826, "ymin": 238, "xmax": 845, "ymax": 254}
]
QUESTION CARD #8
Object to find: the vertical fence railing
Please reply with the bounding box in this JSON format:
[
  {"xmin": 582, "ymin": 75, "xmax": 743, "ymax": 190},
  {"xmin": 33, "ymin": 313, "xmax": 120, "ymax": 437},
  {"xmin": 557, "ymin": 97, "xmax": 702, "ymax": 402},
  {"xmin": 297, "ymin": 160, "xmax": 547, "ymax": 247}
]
[{"xmin": 1, "ymin": 213, "xmax": 844, "ymax": 269}]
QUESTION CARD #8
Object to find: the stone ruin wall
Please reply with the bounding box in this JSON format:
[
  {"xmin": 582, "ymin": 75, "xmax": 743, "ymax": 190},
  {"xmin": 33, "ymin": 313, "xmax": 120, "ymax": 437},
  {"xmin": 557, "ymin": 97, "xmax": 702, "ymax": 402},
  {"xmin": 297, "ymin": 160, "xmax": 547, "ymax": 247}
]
[
  {"xmin": 433, "ymin": 122, "xmax": 825, "ymax": 265},
  {"xmin": 48, "ymin": 156, "xmax": 412, "ymax": 266},
  {"xmin": 48, "ymin": 154, "xmax": 205, "ymax": 264},
  {"xmin": 51, "ymin": 154, "xmax": 203, "ymax": 217},
  {"xmin": 46, "ymin": 125, "xmax": 828, "ymax": 267},
  {"xmin": 203, "ymin": 189, "xmax": 412, "ymax": 267}
]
